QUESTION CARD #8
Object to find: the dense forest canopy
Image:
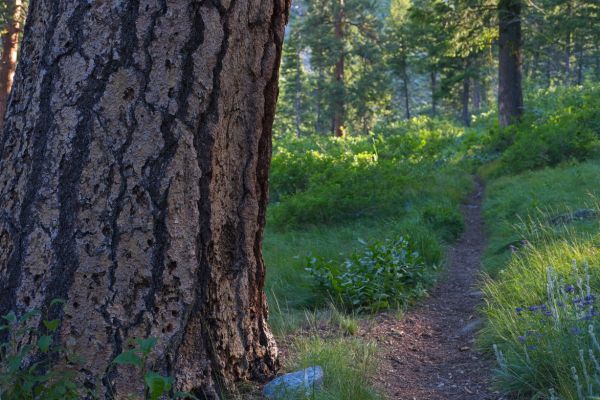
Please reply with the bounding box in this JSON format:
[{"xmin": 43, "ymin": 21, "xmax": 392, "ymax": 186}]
[{"xmin": 275, "ymin": 0, "xmax": 600, "ymax": 136}]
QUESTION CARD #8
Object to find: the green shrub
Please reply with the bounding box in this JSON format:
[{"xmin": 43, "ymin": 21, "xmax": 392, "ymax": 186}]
[
  {"xmin": 306, "ymin": 237, "xmax": 435, "ymax": 312},
  {"xmin": 481, "ymin": 84, "xmax": 600, "ymax": 177}
]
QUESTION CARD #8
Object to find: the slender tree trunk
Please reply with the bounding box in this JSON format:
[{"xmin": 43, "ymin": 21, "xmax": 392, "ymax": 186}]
[
  {"xmin": 0, "ymin": 1, "xmax": 290, "ymax": 398},
  {"xmin": 0, "ymin": 0, "xmax": 22, "ymax": 133},
  {"xmin": 498, "ymin": 0, "xmax": 523, "ymax": 127},
  {"xmin": 472, "ymin": 76, "xmax": 482, "ymax": 111},
  {"xmin": 462, "ymin": 70, "xmax": 471, "ymax": 126},
  {"xmin": 293, "ymin": 47, "xmax": 302, "ymax": 137},
  {"xmin": 332, "ymin": 0, "xmax": 345, "ymax": 137},
  {"xmin": 315, "ymin": 68, "xmax": 323, "ymax": 134},
  {"xmin": 576, "ymin": 38, "xmax": 584, "ymax": 85},
  {"xmin": 402, "ymin": 72, "xmax": 411, "ymax": 120},
  {"xmin": 430, "ymin": 70, "xmax": 438, "ymax": 117},
  {"xmin": 565, "ymin": 31, "xmax": 572, "ymax": 85},
  {"xmin": 596, "ymin": 48, "xmax": 600, "ymax": 81}
]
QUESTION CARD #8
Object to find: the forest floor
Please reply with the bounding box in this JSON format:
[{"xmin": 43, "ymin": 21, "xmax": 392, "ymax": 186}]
[{"xmin": 366, "ymin": 178, "xmax": 504, "ymax": 399}]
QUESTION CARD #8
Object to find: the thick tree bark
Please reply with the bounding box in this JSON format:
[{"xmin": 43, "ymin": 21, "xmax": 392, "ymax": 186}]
[
  {"xmin": 498, "ymin": 0, "xmax": 523, "ymax": 127},
  {"xmin": 0, "ymin": 0, "xmax": 289, "ymax": 398},
  {"xmin": 0, "ymin": 0, "xmax": 22, "ymax": 133},
  {"xmin": 332, "ymin": 0, "xmax": 345, "ymax": 137}
]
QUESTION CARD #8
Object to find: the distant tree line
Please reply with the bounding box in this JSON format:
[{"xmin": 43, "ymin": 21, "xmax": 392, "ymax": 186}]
[{"xmin": 275, "ymin": 0, "xmax": 600, "ymax": 135}]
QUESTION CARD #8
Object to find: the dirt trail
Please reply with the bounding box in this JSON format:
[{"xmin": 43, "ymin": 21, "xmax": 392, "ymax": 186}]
[{"xmin": 368, "ymin": 178, "xmax": 502, "ymax": 399}]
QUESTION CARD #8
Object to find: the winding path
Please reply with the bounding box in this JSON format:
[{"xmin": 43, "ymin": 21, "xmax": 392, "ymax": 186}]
[{"xmin": 369, "ymin": 178, "xmax": 503, "ymax": 399}]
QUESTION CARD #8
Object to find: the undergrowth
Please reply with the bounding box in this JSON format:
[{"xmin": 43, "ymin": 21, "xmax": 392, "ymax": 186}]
[{"xmin": 481, "ymin": 160, "xmax": 600, "ymax": 398}]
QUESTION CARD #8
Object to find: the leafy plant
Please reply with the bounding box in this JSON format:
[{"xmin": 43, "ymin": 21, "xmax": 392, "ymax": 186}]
[
  {"xmin": 306, "ymin": 237, "xmax": 435, "ymax": 312},
  {"xmin": 0, "ymin": 302, "xmax": 197, "ymax": 400},
  {"xmin": 0, "ymin": 299, "xmax": 86, "ymax": 400}
]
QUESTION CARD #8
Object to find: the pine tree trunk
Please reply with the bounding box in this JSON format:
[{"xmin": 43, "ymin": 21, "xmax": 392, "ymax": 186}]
[
  {"xmin": 430, "ymin": 70, "xmax": 438, "ymax": 117},
  {"xmin": 462, "ymin": 72, "xmax": 470, "ymax": 127},
  {"xmin": 400, "ymin": 45, "xmax": 411, "ymax": 120},
  {"xmin": 472, "ymin": 77, "xmax": 481, "ymax": 111},
  {"xmin": 0, "ymin": 0, "xmax": 22, "ymax": 133},
  {"xmin": 294, "ymin": 47, "xmax": 302, "ymax": 137},
  {"xmin": 332, "ymin": 0, "xmax": 345, "ymax": 137},
  {"xmin": 0, "ymin": 0, "xmax": 289, "ymax": 398},
  {"xmin": 498, "ymin": 0, "xmax": 523, "ymax": 127},
  {"xmin": 565, "ymin": 31, "xmax": 572, "ymax": 85}
]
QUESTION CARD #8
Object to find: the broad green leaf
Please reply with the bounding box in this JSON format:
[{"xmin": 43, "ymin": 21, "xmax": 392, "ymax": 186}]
[
  {"xmin": 38, "ymin": 335, "xmax": 52, "ymax": 353},
  {"xmin": 135, "ymin": 337, "xmax": 157, "ymax": 356},
  {"xmin": 112, "ymin": 350, "xmax": 143, "ymax": 368},
  {"xmin": 144, "ymin": 372, "xmax": 172, "ymax": 400},
  {"xmin": 50, "ymin": 299, "xmax": 66, "ymax": 307},
  {"xmin": 2, "ymin": 311, "xmax": 16, "ymax": 323},
  {"xmin": 43, "ymin": 319, "xmax": 60, "ymax": 332}
]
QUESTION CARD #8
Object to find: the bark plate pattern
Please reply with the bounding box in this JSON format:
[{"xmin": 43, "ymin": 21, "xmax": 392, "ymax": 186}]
[{"xmin": 0, "ymin": 0, "xmax": 289, "ymax": 397}]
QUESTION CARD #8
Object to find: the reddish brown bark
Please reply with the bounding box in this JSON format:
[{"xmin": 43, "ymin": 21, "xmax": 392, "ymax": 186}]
[
  {"xmin": 332, "ymin": 0, "xmax": 345, "ymax": 137},
  {"xmin": 0, "ymin": 0, "xmax": 22, "ymax": 133}
]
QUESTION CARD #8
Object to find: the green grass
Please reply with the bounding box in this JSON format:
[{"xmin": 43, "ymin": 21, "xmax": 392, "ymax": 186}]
[
  {"xmin": 482, "ymin": 160, "xmax": 600, "ymax": 276},
  {"xmin": 480, "ymin": 159, "xmax": 600, "ymax": 398},
  {"xmin": 287, "ymin": 335, "xmax": 381, "ymax": 400}
]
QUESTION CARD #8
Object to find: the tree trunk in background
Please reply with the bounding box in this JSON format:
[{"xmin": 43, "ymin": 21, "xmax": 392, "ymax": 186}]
[
  {"xmin": 498, "ymin": 0, "xmax": 523, "ymax": 127},
  {"xmin": 0, "ymin": 0, "xmax": 23, "ymax": 133},
  {"xmin": 332, "ymin": 0, "xmax": 345, "ymax": 137},
  {"xmin": 576, "ymin": 39, "xmax": 584, "ymax": 85},
  {"xmin": 565, "ymin": 31, "xmax": 572, "ymax": 85},
  {"xmin": 472, "ymin": 76, "xmax": 482, "ymax": 111},
  {"xmin": 596, "ymin": 49, "xmax": 600, "ymax": 81},
  {"xmin": 564, "ymin": 0, "xmax": 572, "ymax": 85},
  {"xmin": 294, "ymin": 47, "xmax": 302, "ymax": 137},
  {"xmin": 462, "ymin": 71, "xmax": 470, "ymax": 126},
  {"xmin": 430, "ymin": 70, "xmax": 437, "ymax": 117},
  {"xmin": 315, "ymin": 68, "xmax": 324, "ymax": 133},
  {"xmin": 0, "ymin": 0, "xmax": 289, "ymax": 398}
]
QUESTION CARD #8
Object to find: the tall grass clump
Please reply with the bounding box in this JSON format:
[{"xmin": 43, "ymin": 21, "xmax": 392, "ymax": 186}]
[
  {"xmin": 481, "ymin": 216, "xmax": 600, "ymax": 398},
  {"xmin": 482, "ymin": 160, "xmax": 600, "ymax": 276},
  {"xmin": 288, "ymin": 335, "xmax": 381, "ymax": 400}
]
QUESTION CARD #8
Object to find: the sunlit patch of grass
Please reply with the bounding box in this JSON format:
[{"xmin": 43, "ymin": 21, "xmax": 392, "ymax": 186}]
[
  {"xmin": 482, "ymin": 160, "xmax": 600, "ymax": 276},
  {"xmin": 480, "ymin": 159, "xmax": 600, "ymax": 398},
  {"xmin": 288, "ymin": 335, "xmax": 382, "ymax": 400}
]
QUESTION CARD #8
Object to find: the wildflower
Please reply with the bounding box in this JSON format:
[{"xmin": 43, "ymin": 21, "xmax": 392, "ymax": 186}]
[
  {"xmin": 565, "ymin": 284, "xmax": 575, "ymax": 293},
  {"xmin": 528, "ymin": 305, "xmax": 539, "ymax": 312},
  {"xmin": 544, "ymin": 311, "xmax": 553, "ymax": 316},
  {"xmin": 515, "ymin": 307, "xmax": 524, "ymax": 314},
  {"xmin": 517, "ymin": 335, "xmax": 526, "ymax": 343},
  {"xmin": 585, "ymin": 294, "xmax": 596, "ymax": 301},
  {"xmin": 571, "ymin": 327, "xmax": 583, "ymax": 335},
  {"xmin": 528, "ymin": 345, "xmax": 537, "ymax": 350}
]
